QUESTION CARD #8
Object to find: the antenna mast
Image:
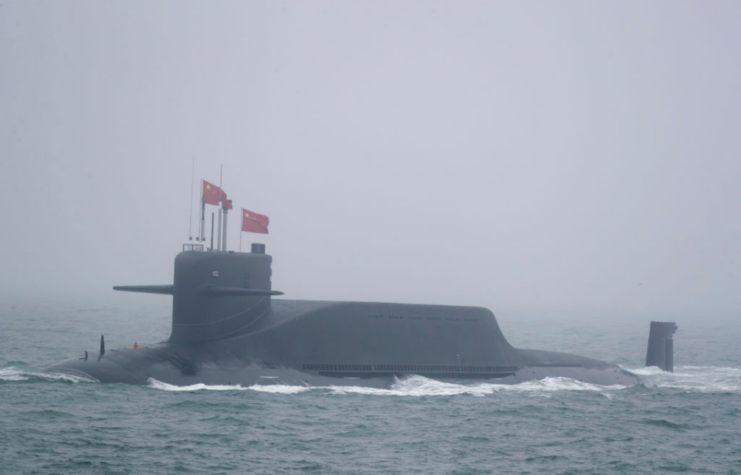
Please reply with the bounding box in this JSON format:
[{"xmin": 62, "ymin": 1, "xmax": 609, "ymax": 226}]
[
  {"xmin": 210, "ymin": 212, "xmax": 215, "ymax": 250},
  {"xmin": 217, "ymin": 164, "xmax": 223, "ymax": 251},
  {"xmin": 188, "ymin": 157, "xmax": 195, "ymax": 240},
  {"xmin": 199, "ymin": 181, "xmax": 206, "ymax": 242},
  {"xmin": 222, "ymin": 204, "xmax": 228, "ymax": 251}
]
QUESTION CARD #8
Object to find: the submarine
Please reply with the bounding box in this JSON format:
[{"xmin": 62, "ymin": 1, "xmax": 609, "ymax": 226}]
[
  {"xmin": 46, "ymin": 242, "xmax": 678, "ymax": 388},
  {"xmin": 47, "ymin": 187, "xmax": 677, "ymax": 387}
]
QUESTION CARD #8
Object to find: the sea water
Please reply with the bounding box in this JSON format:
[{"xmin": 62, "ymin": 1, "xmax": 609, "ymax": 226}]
[{"xmin": 1, "ymin": 295, "xmax": 740, "ymax": 474}]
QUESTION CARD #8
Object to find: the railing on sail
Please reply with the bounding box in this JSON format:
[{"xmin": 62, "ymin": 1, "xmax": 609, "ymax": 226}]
[{"xmin": 183, "ymin": 242, "xmax": 205, "ymax": 252}]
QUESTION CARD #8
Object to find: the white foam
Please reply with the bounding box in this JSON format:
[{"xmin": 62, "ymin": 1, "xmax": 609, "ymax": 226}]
[
  {"xmin": 147, "ymin": 378, "xmax": 311, "ymax": 394},
  {"xmin": 147, "ymin": 378, "xmax": 247, "ymax": 391},
  {"xmin": 500, "ymin": 377, "xmax": 626, "ymax": 393},
  {"xmin": 145, "ymin": 374, "xmax": 626, "ymax": 396},
  {"xmin": 0, "ymin": 368, "xmax": 28, "ymax": 381},
  {"xmin": 629, "ymin": 366, "xmax": 667, "ymax": 376},
  {"xmin": 247, "ymin": 384, "xmax": 312, "ymax": 394},
  {"xmin": 626, "ymin": 365, "xmax": 741, "ymax": 393},
  {"xmin": 328, "ymin": 375, "xmax": 623, "ymax": 397},
  {"xmin": 35, "ymin": 371, "xmax": 97, "ymax": 383},
  {"xmin": 328, "ymin": 376, "xmax": 488, "ymax": 397},
  {"xmin": 0, "ymin": 367, "xmax": 96, "ymax": 383},
  {"xmin": 132, "ymin": 366, "xmax": 741, "ymax": 396}
]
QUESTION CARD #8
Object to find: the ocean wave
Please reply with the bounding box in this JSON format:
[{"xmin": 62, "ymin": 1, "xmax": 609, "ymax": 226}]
[
  {"xmin": 627, "ymin": 365, "xmax": 741, "ymax": 393},
  {"xmin": 329, "ymin": 375, "xmax": 625, "ymax": 397},
  {"xmin": 247, "ymin": 384, "xmax": 312, "ymax": 394},
  {"xmin": 146, "ymin": 375, "xmax": 623, "ymax": 396},
  {"xmin": 147, "ymin": 378, "xmax": 311, "ymax": 394},
  {"xmin": 0, "ymin": 367, "xmax": 97, "ymax": 383},
  {"xmin": 147, "ymin": 378, "xmax": 248, "ymax": 391},
  {"xmin": 0, "ymin": 368, "xmax": 28, "ymax": 381},
  {"xmin": 136, "ymin": 366, "xmax": 741, "ymax": 396}
]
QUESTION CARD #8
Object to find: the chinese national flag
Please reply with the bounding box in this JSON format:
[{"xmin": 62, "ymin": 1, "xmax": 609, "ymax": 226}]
[
  {"xmin": 202, "ymin": 180, "xmax": 225, "ymax": 206},
  {"xmin": 222, "ymin": 199, "xmax": 233, "ymax": 210},
  {"xmin": 242, "ymin": 208, "xmax": 269, "ymax": 234}
]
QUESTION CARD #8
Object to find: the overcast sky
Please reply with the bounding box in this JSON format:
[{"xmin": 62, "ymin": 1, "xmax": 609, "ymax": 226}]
[{"xmin": 1, "ymin": 1, "xmax": 739, "ymax": 320}]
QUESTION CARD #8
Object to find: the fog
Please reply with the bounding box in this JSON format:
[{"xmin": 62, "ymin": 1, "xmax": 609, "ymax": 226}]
[{"xmin": 1, "ymin": 1, "xmax": 739, "ymax": 321}]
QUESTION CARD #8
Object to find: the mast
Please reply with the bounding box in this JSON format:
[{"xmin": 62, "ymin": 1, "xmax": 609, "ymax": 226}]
[
  {"xmin": 217, "ymin": 208, "xmax": 222, "ymax": 251},
  {"xmin": 222, "ymin": 205, "xmax": 228, "ymax": 251},
  {"xmin": 210, "ymin": 212, "xmax": 215, "ymax": 251},
  {"xmin": 188, "ymin": 157, "xmax": 195, "ymax": 240},
  {"xmin": 199, "ymin": 181, "xmax": 205, "ymax": 242},
  {"xmin": 217, "ymin": 164, "xmax": 223, "ymax": 251}
]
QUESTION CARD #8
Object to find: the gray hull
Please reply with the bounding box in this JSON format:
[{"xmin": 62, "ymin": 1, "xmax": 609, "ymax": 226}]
[{"xmin": 47, "ymin": 249, "xmax": 640, "ymax": 387}]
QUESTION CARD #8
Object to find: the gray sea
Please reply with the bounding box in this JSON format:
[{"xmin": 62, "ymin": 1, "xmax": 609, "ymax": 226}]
[{"xmin": 1, "ymin": 295, "xmax": 740, "ymax": 474}]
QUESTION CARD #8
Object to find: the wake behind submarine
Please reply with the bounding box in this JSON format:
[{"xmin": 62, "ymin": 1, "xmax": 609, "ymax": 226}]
[{"xmin": 47, "ymin": 184, "xmax": 677, "ymax": 387}]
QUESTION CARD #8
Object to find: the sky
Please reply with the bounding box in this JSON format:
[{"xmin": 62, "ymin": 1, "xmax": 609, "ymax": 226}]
[{"xmin": 1, "ymin": 1, "xmax": 739, "ymax": 321}]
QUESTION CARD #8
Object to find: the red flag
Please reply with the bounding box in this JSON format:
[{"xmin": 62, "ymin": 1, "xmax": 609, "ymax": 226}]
[
  {"xmin": 222, "ymin": 199, "xmax": 233, "ymax": 210},
  {"xmin": 241, "ymin": 208, "xmax": 269, "ymax": 234},
  {"xmin": 202, "ymin": 180, "xmax": 225, "ymax": 206}
]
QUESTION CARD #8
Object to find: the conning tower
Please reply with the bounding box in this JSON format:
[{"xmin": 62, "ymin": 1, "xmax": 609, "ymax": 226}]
[{"xmin": 114, "ymin": 243, "xmax": 282, "ymax": 343}]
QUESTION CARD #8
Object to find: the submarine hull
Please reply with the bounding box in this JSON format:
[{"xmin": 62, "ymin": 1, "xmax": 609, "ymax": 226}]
[
  {"xmin": 47, "ymin": 249, "xmax": 642, "ymax": 387},
  {"xmin": 47, "ymin": 299, "xmax": 640, "ymax": 387},
  {"xmin": 46, "ymin": 347, "xmax": 639, "ymax": 388}
]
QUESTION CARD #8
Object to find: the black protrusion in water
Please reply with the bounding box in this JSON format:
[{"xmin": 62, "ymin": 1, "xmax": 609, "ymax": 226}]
[
  {"xmin": 645, "ymin": 321, "xmax": 678, "ymax": 372},
  {"xmin": 99, "ymin": 335, "xmax": 106, "ymax": 360},
  {"xmin": 251, "ymin": 243, "xmax": 265, "ymax": 254}
]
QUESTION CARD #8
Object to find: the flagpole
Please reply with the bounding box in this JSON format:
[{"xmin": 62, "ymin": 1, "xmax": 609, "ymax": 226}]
[
  {"xmin": 217, "ymin": 206, "xmax": 222, "ymax": 251},
  {"xmin": 199, "ymin": 180, "xmax": 205, "ymax": 242},
  {"xmin": 217, "ymin": 164, "xmax": 223, "ymax": 251},
  {"xmin": 222, "ymin": 205, "xmax": 228, "ymax": 251},
  {"xmin": 188, "ymin": 157, "xmax": 195, "ymax": 240},
  {"xmin": 210, "ymin": 212, "xmax": 215, "ymax": 251}
]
